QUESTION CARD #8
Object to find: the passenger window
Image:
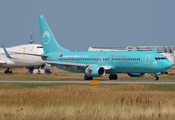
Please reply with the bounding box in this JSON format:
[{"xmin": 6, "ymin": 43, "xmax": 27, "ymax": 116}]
[{"xmin": 37, "ymin": 46, "xmax": 43, "ymax": 48}]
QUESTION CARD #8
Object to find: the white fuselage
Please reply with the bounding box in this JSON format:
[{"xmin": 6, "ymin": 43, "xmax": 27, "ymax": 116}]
[{"xmin": 0, "ymin": 44, "xmax": 43, "ymax": 68}]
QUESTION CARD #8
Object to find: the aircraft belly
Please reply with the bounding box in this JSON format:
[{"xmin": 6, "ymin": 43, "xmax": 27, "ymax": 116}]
[
  {"xmin": 57, "ymin": 65, "xmax": 84, "ymax": 73},
  {"xmin": 112, "ymin": 60, "xmax": 136, "ymax": 73},
  {"xmin": 112, "ymin": 60, "xmax": 149, "ymax": 73},
  {"xmin": 0, "ymin": 59, "xmax": 44, "ymax": 68}
]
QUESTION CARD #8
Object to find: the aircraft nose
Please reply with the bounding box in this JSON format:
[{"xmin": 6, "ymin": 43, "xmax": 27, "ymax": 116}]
[{"xmin": 165, "ymin": 61, "xmax": 172, "ymax": 69}]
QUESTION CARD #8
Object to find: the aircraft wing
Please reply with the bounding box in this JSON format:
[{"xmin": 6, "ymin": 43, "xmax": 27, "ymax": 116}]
[
  {"xmin": 16, "ymin": 59, "xmax": 111, "ymax": 70},
  {"xmin": 38, "ymin": 60, "xmax": 111, "ymax": 71},
  {"xmin": 2, "ymin": 44, "xmax": 86, "ymax": 66},
  {"xmin": 44, "ymin": 60, "xmax": 88, "ymax": 67},
  {"xmin": 0, "ymin": 60, "xmax": 7, "ymax": 64},
  {"xmin": 1, "ymin": 45, "xmax": 112, "ymax": 70}
]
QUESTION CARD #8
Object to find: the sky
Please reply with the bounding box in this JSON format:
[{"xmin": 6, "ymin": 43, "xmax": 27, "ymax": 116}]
[{"xmin": 1, "ymin": 0, "xmax": 175, "ymax": 50}]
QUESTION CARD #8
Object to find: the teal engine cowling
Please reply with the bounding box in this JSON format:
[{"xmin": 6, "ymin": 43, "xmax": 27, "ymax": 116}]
[
  {"xmin": 85, "ymin": 65, "xmax": 106, "ymax": 77},
  {"xmin": 127, "ymin": 73, "xmax": 147, "ymax": 77}
]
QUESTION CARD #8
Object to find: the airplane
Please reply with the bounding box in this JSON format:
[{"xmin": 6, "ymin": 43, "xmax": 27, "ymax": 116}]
[
  {"xmin": 2, "ymin": 14, "xmax": 173, "ymax": 80},
  {"xmin": 0, "ymin": 44, "xmax": 46, "ymax": 73}
]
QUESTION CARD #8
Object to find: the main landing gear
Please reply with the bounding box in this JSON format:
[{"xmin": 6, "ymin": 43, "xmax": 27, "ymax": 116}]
[
  {"xmin": 109, "ymin": 74, "xmax": 118, "ymax": 80},
  {"xmin": 84, "ymin": 74, "xmax": 118, "ymax": 80},
  {"xmin": 84, "ymin": 75, "xmax": 93, "ymax": 80},
  {"xmin": 4, "ymin": 68, "xmax": 12, "ymax": 74}
]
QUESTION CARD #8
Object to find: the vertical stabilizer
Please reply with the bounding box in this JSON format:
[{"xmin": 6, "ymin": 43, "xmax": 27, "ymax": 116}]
[{"xmin": 38, "ymin": 15, "xmax": 70, "ymax": 53}]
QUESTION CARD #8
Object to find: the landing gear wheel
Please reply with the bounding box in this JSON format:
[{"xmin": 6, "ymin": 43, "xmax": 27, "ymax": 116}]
[
  {"xmin": 109, "ymin": 74, "xmax": 118, "ymax": 80},
  {"xmin": 4, "ymin": 68, "xmax": 12, "ymax": 74},
  {"xmin": 109, "ymin": 74, "xmax": 113, "ymax": 80},
  {"xmin": 84, "ymin": 75, "xmax": 93, "ymax": 80},
  {"xmin": 113, "ymin": 74, "xmax": 118, "ymax": 80},
  {"xmin": 154, "ymin": 76, "xmax": 159, "ymax": 80}
]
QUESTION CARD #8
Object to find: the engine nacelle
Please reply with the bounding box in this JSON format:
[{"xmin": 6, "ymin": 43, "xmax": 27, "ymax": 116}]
[
  {"xmin": 85, "ymin": 65, "xmax": 106, "ymax": 77},
  {"xmin": 127, "ymin": 73, "xmax": 147, "ymax": 77},
  {"xmin": 27, "ymin": 63, "xmax": 52, "ymax": 74}
]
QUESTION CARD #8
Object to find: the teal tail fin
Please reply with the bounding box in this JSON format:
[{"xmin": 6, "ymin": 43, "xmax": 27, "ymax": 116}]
[{"xmin": 38, "ymin": 14, "xmax": 70, "ymax": 53}]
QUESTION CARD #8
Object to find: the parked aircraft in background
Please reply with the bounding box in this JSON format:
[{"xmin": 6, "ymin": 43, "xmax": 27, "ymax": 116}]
[
  {"xmin": 0, "ymin": 44, "xmax": 45, "ymax": 73},
  {"xmin": 2, "ymin": 14, "xmax": 172, "ymax": 80}
]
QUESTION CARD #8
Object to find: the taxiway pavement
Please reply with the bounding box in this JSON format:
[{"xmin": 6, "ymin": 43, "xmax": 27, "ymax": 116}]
[{"xmin": 0, "ymin": 80, "xmax": 175, "ymax": 84}]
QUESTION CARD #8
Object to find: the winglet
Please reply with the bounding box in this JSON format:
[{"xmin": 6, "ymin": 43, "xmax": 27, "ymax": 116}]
[
  {"xmin": 154, "ymin": 46, "xmax": 157, "ymax": 53},
  {"xmin": 1, "ymin": 45, "xmax": 12, "ymax": 59}
]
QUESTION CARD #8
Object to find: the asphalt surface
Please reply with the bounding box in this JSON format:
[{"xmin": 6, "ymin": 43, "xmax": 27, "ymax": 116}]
[{"xmin": 0, "ymin": 80, "xmax": 175, "ymax": 84}]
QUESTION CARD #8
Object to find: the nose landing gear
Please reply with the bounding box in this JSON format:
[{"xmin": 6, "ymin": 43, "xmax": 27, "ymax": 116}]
[
  {"xmin": 154, "ymin": 76, "xmax": 159, "ymax": 80},
  {"xmin": 154, "ymin": 71, "xmax": 169, "ymax": 81}
]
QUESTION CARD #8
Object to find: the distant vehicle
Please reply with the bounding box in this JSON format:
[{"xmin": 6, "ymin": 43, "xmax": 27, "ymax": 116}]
[{"xmin": 0, "ymin": 44, "xmax": 45, "ymax": 73}]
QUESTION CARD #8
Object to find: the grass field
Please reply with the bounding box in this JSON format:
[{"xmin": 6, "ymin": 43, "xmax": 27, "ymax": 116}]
[
  {"xmin": 0, "ymin": 68, "xmax": 175, "ymax": 120},
  {"xmin": 0, "ymin": 83, "xmax": 175, "ymax": 120}
]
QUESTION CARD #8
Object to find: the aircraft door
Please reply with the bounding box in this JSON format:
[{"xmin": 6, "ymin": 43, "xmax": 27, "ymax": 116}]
[{"xmin": 145, "ymin": 55, "xmax": 150, "ymax": 65}]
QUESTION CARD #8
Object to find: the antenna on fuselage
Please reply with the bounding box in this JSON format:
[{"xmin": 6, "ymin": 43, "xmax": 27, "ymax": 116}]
[
  {"xmin": 29, "ymin": 30, "xmax": 34, "ymax": 44},
  {"xmin": 154, "ymin": 46, "xmax": 157, "ymax": 53}
]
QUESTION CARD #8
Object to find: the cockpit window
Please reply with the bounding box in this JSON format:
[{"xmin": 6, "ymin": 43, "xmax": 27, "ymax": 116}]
[
  {"xmin": 155, "ymin": 57, "xmax": 167, "ymax": 60},
  {"xmin": 37, "ymin": 46, "xmax": 43, "ymax": 48}
]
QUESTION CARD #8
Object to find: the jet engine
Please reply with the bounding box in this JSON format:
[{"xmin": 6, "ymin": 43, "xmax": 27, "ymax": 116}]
[
  {"xmin": 27, "ymin": 63, "xmax": 52, "ymax": 74},
  {"xmin": 85, "ymin": 65, "xmax": 106, "ymax": 77},
  {"xmin": 127, "ymin": 73, "xmax": 147, "ymax": 77}
]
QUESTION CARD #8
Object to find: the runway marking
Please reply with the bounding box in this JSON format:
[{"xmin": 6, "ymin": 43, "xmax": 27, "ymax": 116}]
[{"xmin": 0, "ymin": 80, "xmax": 175, "ymax": 84}]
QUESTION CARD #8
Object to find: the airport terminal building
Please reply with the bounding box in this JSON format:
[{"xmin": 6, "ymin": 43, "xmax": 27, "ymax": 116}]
[{"xmin": 88, "ymin": 46, "xmax": 175, "ymax": 66}]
